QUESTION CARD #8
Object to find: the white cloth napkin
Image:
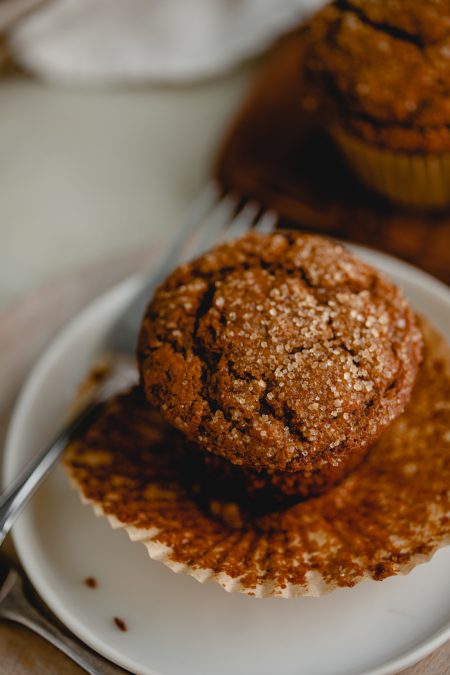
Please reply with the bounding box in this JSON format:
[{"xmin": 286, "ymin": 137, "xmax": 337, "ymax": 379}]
[{"xmin": 8, "ymin": 0, "xmax": 325, "ymax": 85}]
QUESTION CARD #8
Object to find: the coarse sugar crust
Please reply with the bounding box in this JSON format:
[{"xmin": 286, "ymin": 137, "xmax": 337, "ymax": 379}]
[
  {"xmin": 303, "ymin": 0, "xmax": 450, "ymax": 152},
  {"xmin": 138, "ymin": 231, "xmax": 422, "ymax": 473},
  {"xmin": 65, "ymin": 317, "xmax": 450, "ymax": 597}
]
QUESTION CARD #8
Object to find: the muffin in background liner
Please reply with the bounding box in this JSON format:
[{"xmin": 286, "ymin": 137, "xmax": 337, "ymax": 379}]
[
  {"xmin": 333, "ymin": 129, "xmax": 450, "ymax": 210},
  {"xmin": 301, "ymin": 0, "xmax": 450, "ymax": 210},
  {"xmin": 64, "ymin": 318, "xmax": 450, "ymax": 598}
]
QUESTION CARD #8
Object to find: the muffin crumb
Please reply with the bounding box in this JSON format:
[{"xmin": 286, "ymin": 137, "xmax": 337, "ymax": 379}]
[{"xmin": 113, "ymin": 617, "xmax": 128, "ymax": 632}]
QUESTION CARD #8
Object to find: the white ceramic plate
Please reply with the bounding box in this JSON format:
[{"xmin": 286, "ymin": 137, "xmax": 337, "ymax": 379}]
[{"xmin": 4, "ymin": 245, "xmax": 450, "ymax": 675}]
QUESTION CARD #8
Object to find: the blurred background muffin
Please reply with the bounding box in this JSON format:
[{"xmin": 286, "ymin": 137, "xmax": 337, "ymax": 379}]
[{"xmin": 303, "ymin": 0, "xmax": 450, "ymax": 209}]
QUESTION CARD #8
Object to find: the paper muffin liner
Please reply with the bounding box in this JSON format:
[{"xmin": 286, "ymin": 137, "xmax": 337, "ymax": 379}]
[
  {"xmin": 333, "ymin": 128, "xmax": 450, "ymax": 209},
  {"xmin": 64, "ymin": 318, "xmax": 450, "ymax": 598}
]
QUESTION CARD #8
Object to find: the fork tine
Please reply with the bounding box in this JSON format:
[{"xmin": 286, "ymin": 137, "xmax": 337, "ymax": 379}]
[
  {"xmin": 220, "ymin": 200, "xmax": 260, "ymax": 242},
  {"xmin": 254, "ymin": 209, "xmax": 278, "ymax": 233},
  {"xmin": 182, "ymin": 189, "xmax": 239, "ymax": 261},
  {"xmin": 163, "ymin": 180, "xmax": 219, "ymax": 265},
  {"xmin": 136, "ymin": 180, "xmax": 219, "ymax": 282},
  {"xmin": 184, "ymin": 193, "xmax": 279, "ymax": 262}
]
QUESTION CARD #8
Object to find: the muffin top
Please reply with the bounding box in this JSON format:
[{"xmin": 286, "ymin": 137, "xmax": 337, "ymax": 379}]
[
  {"xmin": 303, "ymin": 0, "xmax": 450, "ymax": 152},
  {"xmin": 138, "ymin": 232, "xmax": 422, "ymax": 472}
]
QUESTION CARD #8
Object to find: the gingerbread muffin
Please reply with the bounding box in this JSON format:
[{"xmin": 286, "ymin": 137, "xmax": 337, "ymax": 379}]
[
  {"xmin": 303, "ymin": 0, "xmax": 450, "ymax": 208},
  {"xmin": 138, "ymin": 232, "xmax": 422, "ymax": 476}
]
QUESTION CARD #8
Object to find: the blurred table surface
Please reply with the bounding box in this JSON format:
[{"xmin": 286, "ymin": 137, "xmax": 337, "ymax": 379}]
[{"xmin": 0, "ymin": 65, "xmax": 256, "ymax": 309}]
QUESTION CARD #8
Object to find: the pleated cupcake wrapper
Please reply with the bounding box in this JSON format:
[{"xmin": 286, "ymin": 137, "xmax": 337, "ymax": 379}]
[
  {"xmin": 76, "ymin": 492, "xmax": 300, "ymax": 597},
  {"xmin": 70, "ymin": 478, "xmax": 450, "ymax": 599},
  {"xmin": 333, "ymin": 128, "xmax": 450, "ymax": 209},
  {"xmin": 64, "ymin": 318, "xmax": 450, "ymax": 598},
  {"xmin": 67, "ymin": 478, "xmax": 343, "ymax": 597}
]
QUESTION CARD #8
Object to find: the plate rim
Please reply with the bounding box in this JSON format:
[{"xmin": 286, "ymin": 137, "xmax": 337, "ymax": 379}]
[{"xmin": 3, "ymin": 243, "xmax": 450, "ymax": 675}]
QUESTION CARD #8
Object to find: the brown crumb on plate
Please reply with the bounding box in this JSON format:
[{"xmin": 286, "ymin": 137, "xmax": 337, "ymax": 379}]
[{"xmin": 113, "ymin": 617, "xmax": 128, "ymax": 632}]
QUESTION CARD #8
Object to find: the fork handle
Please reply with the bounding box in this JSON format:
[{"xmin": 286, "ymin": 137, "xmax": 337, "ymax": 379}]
[
  {"xmin": 4, "ymin": 597, "xmax": 128, "ymax": 674},
  {"xmin": 0, "ymin": 402, "xmax": 101, "ymax": 547}
]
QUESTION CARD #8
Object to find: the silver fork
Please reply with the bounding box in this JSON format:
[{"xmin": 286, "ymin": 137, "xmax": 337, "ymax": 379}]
[
  {"xmin": 0, "ymin": 568, "xmax": 129, "ymax": 674},
  {"xmin": 0, "ymin": 182, "xmax": 277, "ymax": 548}
]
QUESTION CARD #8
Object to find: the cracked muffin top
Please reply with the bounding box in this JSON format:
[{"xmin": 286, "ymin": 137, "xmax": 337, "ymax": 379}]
[
  {"xmin": 138, "ymin": 232, "xmax": 422, "ymax": 472},
  {"xmin": 303, "ymin": 0, "xmax": 450, "ymax": 152}
]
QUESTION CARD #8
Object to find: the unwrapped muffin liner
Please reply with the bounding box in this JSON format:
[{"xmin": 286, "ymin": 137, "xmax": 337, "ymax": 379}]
[
  {"xmin": 333, "ymin": 128, "xmax": 450, "ymax": 209},
  {"xmin": 65, "ymin": 318, "xmax": 450, "ymax": 597}
]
